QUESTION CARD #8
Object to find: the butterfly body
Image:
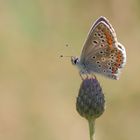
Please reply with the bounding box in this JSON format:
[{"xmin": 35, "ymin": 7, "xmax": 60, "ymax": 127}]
[{"xmin": 71, "ymin": 16, "xmax": 126, "ymax": 80}]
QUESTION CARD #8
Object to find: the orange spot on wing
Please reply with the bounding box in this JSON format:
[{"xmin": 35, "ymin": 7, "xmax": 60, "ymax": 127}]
[
  {"xmin": 116, "ymin": 51, "xmax": 122, "ymax": 66},
  {"xmin": 112, "ymin": 51, "xmax": 122, "ymax": 74},
  {"xmin": 105, "ymin": 31, "xmax": 113, "ymax": 48}
]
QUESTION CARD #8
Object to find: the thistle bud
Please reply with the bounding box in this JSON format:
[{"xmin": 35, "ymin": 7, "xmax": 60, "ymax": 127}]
[{"xmin": 76, "ymin": 77, "xmax": 105, "ymax": 120}]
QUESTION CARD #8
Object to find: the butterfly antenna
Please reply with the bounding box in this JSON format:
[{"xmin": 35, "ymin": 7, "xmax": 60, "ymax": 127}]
[
  {"xmin": 58, "ymin": 43, "xmax": 76, "ymax": 58},
  {"xmin": 59, "ymin": 55, "xmax": 72, "ymax": 58},
  {"xmin": 65, "ymin": 43, "xmax": 77, "ymax": 56}
]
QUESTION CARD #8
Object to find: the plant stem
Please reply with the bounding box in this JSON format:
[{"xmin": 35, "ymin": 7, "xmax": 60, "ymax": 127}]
[{"xmin": 88, "ymin": 118, "xmax": 95, "ymax": 140}]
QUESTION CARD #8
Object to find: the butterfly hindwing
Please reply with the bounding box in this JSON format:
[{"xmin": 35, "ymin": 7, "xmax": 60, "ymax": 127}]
[{"xmin": 83, "ymin": 44, "xmax": 126, "ymax": 79}]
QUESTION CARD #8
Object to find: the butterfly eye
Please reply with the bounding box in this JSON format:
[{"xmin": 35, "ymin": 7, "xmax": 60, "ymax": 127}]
[
  {"xmin": 92, "ymin": 56, "xmax": 96, "ymax": 59},
  {"xmin": 98, "ymin": 64, "xmax": 101, "ymax": 68},
  {"xmin": 71, "ymin": 57, "xmax": 78, "ymax": 65},
  {"xmin": 103, "ymin": 70, "xmax": 106, "ymax": 73},
  {"xmin": 74, "ymin": 59, "xmax": 77, "ymax": 64}
]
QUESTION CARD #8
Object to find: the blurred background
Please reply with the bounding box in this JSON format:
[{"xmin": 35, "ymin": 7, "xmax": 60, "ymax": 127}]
[{"xmin": 0, "ymin": 0, "xmax": 140, "ymax": 140}]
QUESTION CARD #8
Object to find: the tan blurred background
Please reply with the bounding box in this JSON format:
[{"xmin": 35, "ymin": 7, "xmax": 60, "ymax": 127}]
[{"xmin": 0, "ymin": 0, "xmax": 140, "ymax": 140}]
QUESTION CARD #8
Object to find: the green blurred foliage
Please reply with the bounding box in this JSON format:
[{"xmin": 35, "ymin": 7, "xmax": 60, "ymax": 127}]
[{"xmin": 0, "ymin": 0, "xmax": 140, "ymax": 140}]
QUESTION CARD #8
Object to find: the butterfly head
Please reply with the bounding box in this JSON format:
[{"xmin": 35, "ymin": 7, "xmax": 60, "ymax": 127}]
[{"xmin": 71, "ymin": 56, "xmax": 80, "ymax": 65}]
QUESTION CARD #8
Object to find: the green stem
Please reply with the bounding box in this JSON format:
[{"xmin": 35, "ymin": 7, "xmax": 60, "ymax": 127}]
[{"xmin": 88, "ymin": 119, "xmax": 95, "ymax": 140}]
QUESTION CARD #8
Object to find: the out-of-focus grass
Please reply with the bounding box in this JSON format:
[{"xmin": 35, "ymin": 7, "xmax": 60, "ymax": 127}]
[{"xmin": 0, "ymin": 0, "xmax": 140, "ymax": 140}]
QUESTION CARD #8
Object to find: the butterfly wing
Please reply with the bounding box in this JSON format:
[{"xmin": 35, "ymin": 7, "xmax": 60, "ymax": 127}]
[
  {"xmin": 82, "ymin": 43, "xmax": 126, "ymax": 79},
  {"xmin": 80, "ymin": 17, "xmax": 126, "ymax": 79},
  {"xmin": 80, "ymin": 16, "xmax": 117, "ymax": 61},
  {"xmin": 92, "ymin": 16, "xmax": 115, "ymax": 32}
]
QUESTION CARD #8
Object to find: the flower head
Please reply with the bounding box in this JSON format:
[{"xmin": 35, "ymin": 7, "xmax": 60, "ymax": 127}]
[{"xmin": 76, "ymin": 77, "xmax": 105, "ymax": 120}]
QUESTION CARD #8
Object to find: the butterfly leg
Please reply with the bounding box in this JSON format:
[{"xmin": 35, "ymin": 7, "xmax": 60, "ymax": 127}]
[
  {"xmin": 87, "ymin": 73, "xmax": 91, "ymax": 79},
  {"xmin": 80, "ymin": 73, "xmax": 86, "ymax": 80},
  {"xmin": 91, "ymin": 73, "xmax": 97, "ymax": 79},
  {"xmin": 80, "ymin": 73, "xmax": 93, "ymax": 80},
  {"xmin": 80, "ymin": 70, "xmax": 89, "ymax": 80}
]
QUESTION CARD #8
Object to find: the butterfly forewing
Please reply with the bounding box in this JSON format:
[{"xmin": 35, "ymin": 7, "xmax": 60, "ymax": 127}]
[
  {"xmin": 92, "ymin": 16, "xmax": 115, "ymax": 33},
  {"xmin": 80, "ymin": 18, "xmax": 117, "ymax": 62}
]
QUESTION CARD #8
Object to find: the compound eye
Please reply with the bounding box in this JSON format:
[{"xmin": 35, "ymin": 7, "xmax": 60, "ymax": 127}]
[{"xmin": 74, "ymin": 59, "xmax": 77, "ymax": 64}]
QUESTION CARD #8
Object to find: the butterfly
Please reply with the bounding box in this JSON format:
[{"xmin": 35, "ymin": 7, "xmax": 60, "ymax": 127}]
[{"xmin": 71, "ymin": 16, "xmax": 126, "ymax": 80}]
